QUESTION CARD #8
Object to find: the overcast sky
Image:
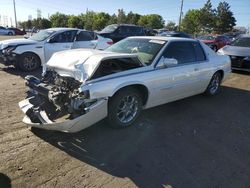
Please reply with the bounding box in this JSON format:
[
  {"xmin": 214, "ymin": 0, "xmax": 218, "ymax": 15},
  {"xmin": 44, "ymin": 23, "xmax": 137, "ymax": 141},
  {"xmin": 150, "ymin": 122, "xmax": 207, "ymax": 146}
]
[{"xmin": 0, "ymin": 0, "xmax": 249, "ymax": 27}]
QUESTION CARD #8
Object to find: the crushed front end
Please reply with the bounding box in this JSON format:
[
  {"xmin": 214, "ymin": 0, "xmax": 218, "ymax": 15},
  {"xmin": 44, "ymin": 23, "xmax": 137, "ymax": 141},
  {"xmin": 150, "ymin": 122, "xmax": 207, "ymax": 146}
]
[
  {"xmin": 19, "ymin": 70, "xmax": 107, "ymax": 132},
  {"xmin": 0, "ymin": 46, "xmax": 18, "ymax": 66}
]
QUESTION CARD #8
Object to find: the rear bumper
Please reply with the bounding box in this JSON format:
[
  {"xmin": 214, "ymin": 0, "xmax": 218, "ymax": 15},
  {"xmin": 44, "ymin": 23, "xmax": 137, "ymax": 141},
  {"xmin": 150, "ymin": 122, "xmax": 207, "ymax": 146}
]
[{"xmin": 19, "ymin": 97, "xmax": 108, "ymax": 133}]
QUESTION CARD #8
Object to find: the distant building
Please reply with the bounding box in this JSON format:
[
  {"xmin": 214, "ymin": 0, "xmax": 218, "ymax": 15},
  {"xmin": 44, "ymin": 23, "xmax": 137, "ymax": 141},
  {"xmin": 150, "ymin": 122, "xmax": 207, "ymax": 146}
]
[
  {"xmin": 3, "ymin": 15, "xmax": 8, "ymax": 26},
  {"xmin": 28, "ymin": 15, "xmax": 32, "ymax": 21},
  {"xmin": 37, "ymin": 9, "xmax": 41, "ymax": 19}
]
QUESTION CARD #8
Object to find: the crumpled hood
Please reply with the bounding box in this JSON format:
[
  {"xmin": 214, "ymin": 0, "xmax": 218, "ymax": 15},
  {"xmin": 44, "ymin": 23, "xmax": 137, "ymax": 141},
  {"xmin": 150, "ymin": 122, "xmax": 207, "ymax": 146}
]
[
  {"xmin": 45, "ymin": 48, "xmax": 138, "ymax": 82},
  {"xmin": 0, "ymin": 38, "xmax": 37, "ymax": 50},
  {"xmin": 46, "ymin": 49, "xmax": 113, "ymax": 82},
  {"xmin": 221, "ymin": 45, "xmax": 250, "ymax": 57}
]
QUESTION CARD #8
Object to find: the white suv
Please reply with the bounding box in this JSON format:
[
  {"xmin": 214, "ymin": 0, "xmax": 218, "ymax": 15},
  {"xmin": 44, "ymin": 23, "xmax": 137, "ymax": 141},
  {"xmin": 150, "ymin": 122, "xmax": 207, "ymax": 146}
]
[{"xmin": 0, "ymin": 28, "xmax": 113, "ymax": 71}]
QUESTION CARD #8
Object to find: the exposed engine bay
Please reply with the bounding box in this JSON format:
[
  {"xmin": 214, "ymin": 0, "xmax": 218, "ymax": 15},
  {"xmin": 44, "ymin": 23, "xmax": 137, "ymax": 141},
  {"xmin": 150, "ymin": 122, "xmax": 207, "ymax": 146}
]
[{"xmin": 25, "ymin": 70, "xmax": 97, "ymax": 124}]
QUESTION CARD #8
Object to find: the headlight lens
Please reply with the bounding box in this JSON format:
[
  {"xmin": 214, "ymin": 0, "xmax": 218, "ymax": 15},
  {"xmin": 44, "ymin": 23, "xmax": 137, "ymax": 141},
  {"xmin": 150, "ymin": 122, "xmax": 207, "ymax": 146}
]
[
  {"xmin": 244, "ymin": 56, "xmax": 250, "ymax": 61},
  {"xmin": 3, "ymin": 46, "xmax": 16, "ymax": 54}
]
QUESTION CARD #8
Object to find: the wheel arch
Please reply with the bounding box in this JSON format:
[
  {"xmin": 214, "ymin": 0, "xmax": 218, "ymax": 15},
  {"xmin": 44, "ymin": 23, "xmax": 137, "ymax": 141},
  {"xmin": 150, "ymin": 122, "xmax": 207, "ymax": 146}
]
[
  {"xmin": 111, "ymin": 83, "xmax": 149, "ymax": 106},
  {"xmin": 216, "ymin": 69, "xmax": 224, "ymax": 80},
  {"xmin": 19, "ymin": 51, "xmax": 42, "ymax": 65}
]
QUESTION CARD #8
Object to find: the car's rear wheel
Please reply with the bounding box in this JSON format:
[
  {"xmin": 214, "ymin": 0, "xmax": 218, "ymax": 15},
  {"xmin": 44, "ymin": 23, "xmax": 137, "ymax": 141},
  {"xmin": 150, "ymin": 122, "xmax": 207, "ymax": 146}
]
[
  {"xmin": 19, "ymin": 53, "xmax": 41, "ymax": 71},
  {"xmin": 205, "ymin": 72, "xmax": 222, "ymax": 96},
  {"xmin": 108, "ymin": 88, "xmax": 142, "ymax": 128}
]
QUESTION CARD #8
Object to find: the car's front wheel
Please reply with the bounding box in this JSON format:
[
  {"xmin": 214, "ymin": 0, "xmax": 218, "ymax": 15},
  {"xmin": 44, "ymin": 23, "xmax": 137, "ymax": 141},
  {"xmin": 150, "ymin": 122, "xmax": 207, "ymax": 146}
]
[
  {"xmin": 18, "ymin": 53, "xmax": 41, "ymax": 71},
  {"xmin": 8, "ymin": 32, "xmax": 13, "ymax": 36},
  {"xmin": 205, "ymin": 72, "xmax": 222, "ymax": 96},
  {"xmin": 108, "ymin": 88, "xmax": 142, "ymax": 128}
]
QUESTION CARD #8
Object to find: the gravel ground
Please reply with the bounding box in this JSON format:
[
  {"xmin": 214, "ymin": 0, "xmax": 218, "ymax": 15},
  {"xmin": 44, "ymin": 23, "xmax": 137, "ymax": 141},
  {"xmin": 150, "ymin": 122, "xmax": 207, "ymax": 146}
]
[{"xmin": 0, "ymin": 64, "xmax": 250, "ymax": 188}]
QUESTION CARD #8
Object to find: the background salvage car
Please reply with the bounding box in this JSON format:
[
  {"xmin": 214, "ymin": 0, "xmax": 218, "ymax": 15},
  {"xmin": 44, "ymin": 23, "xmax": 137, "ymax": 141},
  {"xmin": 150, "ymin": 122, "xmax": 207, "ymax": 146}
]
[
  {"xmin": 0, "ymin": 28, "xmax": 113, "ymax": 71},
  {"xmin": 98, "ymin": 24, "xmax": 146, "ymax": 43},
  {"xmin": 197, "ymin": 35, "xmax": 231, "ymax": 51},
  {"xmin": 0, "ymin": 26, "xmax": 15, "ymax": 36},
  {"xmin": 218, "ymin": 35, "xmax": 250, "ymax": 72},
  {"xmin": 19, "ymin": 37, "xmax": 231, "ymax": 133}
]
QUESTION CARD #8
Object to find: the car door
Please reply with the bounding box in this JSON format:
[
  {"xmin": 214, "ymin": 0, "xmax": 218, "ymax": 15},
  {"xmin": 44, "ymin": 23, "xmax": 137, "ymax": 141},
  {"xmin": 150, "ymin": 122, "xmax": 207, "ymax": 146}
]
[
  {"xmin": 116, "ymin": 26, "xmax": 129, "ymax": 41},
  {"xmin": 150, "ymin": 41, "xmax": 204, "ymax": 106},
  {"xmin": 72, "ymin": 31, "xmax": 96, "ymax": 49},
  {"xmin": 44, "ymin": 30, "xmax": 77, "ymax": 62}
]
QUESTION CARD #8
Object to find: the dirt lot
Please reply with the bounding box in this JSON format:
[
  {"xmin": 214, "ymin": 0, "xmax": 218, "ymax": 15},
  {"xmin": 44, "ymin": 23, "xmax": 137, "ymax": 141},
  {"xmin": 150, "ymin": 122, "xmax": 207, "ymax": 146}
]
[
  {"xmin": 0, "ymin": 35, "xmax": 24, "ymax": 41},
  {"xmin": 0, "ymin": 63, "xmax": 250, "ymax": 188}
]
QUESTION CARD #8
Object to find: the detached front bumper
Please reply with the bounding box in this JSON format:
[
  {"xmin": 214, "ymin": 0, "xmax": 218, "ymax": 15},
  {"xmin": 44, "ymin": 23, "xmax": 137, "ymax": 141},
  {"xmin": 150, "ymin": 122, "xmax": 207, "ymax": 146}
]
[{"xmin": 19, "ymin": 97, "xmax": 108, "ymax": 133}]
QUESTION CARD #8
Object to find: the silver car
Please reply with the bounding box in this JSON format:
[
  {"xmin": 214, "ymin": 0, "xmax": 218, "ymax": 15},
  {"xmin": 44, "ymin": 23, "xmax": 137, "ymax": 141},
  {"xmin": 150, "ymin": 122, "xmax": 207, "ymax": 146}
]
[
  {"xmin": 19, "ymin": 36, "xmax": 231, "ymax": 132},
  {"xmin": 0, "ymin": 26, "xmax": 15, "ymax": 35}
]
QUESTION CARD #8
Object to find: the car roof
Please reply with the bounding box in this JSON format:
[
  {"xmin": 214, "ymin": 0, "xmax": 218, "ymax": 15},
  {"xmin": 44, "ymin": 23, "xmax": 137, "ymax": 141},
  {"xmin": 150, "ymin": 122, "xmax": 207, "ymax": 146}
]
[
  {"xmin": 45, "ymin": 27, "xmax": 84, "ymax": 32},
  {"xmin": 128, "ymin": 36, "xmax": 196, "ymax": 42},
  {"xmin": 108, "ymin": 24, "xmax": 143, "ymax": 27},
  {"xmin": 239, "ymin": 34, "xmax": 250, "ymax": 38}
]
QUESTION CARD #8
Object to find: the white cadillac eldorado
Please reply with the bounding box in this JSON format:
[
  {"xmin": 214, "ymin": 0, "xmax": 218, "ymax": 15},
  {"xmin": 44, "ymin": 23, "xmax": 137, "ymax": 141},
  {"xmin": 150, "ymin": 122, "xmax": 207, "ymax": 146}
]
[{"xmin": 19, "ymin": 36, "xmax": 231, "ymax": 132}]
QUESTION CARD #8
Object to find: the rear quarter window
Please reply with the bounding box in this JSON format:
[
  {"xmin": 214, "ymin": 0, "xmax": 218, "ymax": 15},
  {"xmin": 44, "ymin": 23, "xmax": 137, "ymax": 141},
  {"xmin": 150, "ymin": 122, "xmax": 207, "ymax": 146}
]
[{"xmin": 192, "ymin": 42, "xmax": 206, "ymax": 61}]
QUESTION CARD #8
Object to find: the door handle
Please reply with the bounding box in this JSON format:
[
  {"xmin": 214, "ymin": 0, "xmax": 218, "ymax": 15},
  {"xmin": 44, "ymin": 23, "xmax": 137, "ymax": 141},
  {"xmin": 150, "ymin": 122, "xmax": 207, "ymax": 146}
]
[
  {"xmin": 63, "ymin": 45, "xmax": 70, "ymax": 48},
  {"xmin": 194, "ymin": 68, "xmax": 199, "ymax": 71}
]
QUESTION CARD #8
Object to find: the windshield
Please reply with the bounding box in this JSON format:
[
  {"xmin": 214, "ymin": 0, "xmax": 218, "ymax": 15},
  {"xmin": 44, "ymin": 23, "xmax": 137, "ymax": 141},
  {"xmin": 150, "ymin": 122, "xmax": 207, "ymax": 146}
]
[
  {"xmin": 197, "ymin": 35, "xmax": 215, "ymax": 40},
  {"xmin": 29, "ymin": 30, "xmax": 55, "ymax": 41},
  {"xmin": 231, "ymin": 37, "xmax": 250, "ymax": 47},
  {"xmin": 100, "ymin": 24, "xmax": 118, "ymax": 33},
  {"xmin": 105, "ymin": 38, "xmax": 166, "ymax": 65}
]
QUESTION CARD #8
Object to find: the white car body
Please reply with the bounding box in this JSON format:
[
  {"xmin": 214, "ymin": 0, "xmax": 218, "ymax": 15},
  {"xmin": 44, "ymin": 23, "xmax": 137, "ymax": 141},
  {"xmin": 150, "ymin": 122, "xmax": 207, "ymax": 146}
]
[
  {"xmin": 0, "ymin": 28, "xmax": 113, "ymax": 68},
  {"xmin": 19, "ymin": 37, "xmax": 231, "ymax": 132}
]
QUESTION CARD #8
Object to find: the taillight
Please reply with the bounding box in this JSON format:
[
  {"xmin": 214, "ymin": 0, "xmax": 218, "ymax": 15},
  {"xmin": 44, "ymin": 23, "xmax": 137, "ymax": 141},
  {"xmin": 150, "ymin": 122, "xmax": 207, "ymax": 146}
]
[{"xmin": 107, "ymin": 41, "xmax": 113, "ymax": 45}]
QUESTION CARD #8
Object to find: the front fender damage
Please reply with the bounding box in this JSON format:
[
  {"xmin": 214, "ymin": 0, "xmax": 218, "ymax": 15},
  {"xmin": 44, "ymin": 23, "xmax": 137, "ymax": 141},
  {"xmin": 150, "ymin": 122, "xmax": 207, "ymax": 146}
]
[{"xmin": 19, "ymin": 97, "xmax": 108, "ymax": 133}]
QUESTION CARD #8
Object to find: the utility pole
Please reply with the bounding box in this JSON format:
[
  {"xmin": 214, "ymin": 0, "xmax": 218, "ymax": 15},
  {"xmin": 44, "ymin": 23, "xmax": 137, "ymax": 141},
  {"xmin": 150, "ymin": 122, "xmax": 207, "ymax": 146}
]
[
  {"xmin": 178, "ymin": 0, "xmax": 184, "ymax": 31},
  {"xmin": 13, "ymin": 0, "xmax": 17, "ymax": 27}
]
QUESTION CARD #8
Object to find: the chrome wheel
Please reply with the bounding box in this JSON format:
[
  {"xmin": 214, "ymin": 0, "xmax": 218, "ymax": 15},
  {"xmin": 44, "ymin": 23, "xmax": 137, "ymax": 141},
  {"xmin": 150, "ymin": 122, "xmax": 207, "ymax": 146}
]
[
  {"xmin": 205, "ymin": 72, "xmax": 222, "ymax": 96},
  {"xmin": 209, "ymin": 74, "xmax": 220, "ymax": 94},
  {"xmin": 20, "ymin": 53, "xmax": 40, "ymax": 71},
  {"xmin": 108, "ymin": 88, "xmax": 143, "ymax": 128},
  {"xmin": 116, "ymin": 95, "xmax": 139, "ymax": 124}
]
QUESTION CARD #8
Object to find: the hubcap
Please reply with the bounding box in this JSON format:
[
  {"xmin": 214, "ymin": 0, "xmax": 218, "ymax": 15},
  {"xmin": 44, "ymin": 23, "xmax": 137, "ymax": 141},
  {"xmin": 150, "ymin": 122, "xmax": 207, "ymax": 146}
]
[
  {"xmin": 210, "ymin": 74, "xmax": 220, "ymax": 94},
  {"xmin": 116, "ymin": 95, "xmax": 139, "ymax": 124},
  {"xmin": 23, "ymin": 55, "xmax": 37, "ymax": 70}
]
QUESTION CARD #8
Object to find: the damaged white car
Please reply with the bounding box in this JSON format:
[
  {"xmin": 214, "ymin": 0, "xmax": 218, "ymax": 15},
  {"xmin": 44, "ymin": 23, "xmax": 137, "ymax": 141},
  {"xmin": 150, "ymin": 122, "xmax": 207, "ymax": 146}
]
[{"xmin": 19, "ymin": 37, "xmax": 231, "ymax": 132}]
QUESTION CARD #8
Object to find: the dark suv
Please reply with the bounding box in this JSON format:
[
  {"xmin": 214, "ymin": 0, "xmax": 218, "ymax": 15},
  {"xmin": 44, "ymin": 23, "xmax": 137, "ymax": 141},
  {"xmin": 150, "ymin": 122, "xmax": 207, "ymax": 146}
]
[{"xmin": 99, "ymin": 24, "xmax": 145, "ymax": 43}]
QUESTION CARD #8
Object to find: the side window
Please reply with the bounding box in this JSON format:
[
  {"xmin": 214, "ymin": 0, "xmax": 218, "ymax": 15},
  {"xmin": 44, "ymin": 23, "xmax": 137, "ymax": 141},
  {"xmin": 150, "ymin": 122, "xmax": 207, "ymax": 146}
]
[
  {"xmin": 76, "ymin": 31, "xmax": 93, "ymax": 41},
  {"xmin": 118, "ymin": 26, "xmax": 129, "ymax": 35},
  {"xmin": 87, "ymin": 31, "xmax": 98, "ymax": 40},
  {"xmin": 163, "ymin": 41, "xmax": 196, "ymax": 64},
  {"xmin": 216, "ymin": 36, "xmax": 223, "ymax": 41},
  {"xmin": 52, "ymin": 30, "xmax": 77, "ymax": 43},
  {"xmin": 192, "ymin": 42, "xmax": 206, "ymax": 61}
]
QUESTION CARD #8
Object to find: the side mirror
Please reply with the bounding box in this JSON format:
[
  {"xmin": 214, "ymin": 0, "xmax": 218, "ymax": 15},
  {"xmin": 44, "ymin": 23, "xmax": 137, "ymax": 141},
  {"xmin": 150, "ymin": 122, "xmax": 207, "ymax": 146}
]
[
  {"xmin": 157, "ymin": 57, "xmax": 178, "ymax": 69},
  {"xmin": 47, "ymin": 37, "xmax": 55, "ymax": 43}
]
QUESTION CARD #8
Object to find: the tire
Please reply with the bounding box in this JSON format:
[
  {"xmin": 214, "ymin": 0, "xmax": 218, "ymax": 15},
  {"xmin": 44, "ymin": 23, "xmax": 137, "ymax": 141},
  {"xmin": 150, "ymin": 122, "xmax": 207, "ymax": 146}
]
[
  {"xmin": 8, "ymin": 32, "xmax": 13, "ymax": 36},
  {"xmin": 18, "ymin": 53, "xmax": 41, "ymax": 71},
  {"xmin": 204, "ymin": 72, "xmax": 222, "ymax": 96},
  {"xmin": 108, "ymin": 88, "xmax": 143, "ymax": 128}
]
